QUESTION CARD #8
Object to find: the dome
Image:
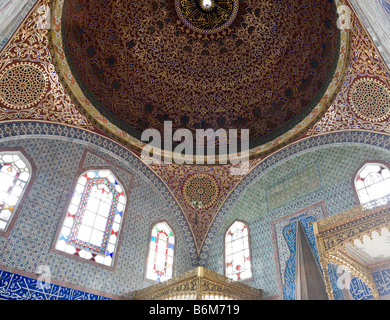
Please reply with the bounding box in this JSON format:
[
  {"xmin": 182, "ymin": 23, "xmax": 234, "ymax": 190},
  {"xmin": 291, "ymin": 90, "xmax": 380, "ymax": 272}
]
[{"xmin": 54, "ymin": 0, "xmax": 349, "ymax": 160}]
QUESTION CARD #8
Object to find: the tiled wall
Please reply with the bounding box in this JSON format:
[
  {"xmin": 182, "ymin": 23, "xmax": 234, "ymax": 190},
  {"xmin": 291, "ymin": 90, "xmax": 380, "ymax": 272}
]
[
  {"xmin": 1, "ymin": 122, "xmax": 390, "ymax": 300},
  {"xmin": 0, "ymin": 134, "xmax": 193, "ymax": 299},
  {"xmin": 371, "ymin": 263, "xmax": 390, "ymax": 299},
  {"xmin": 0, "ymin": 268, "xmax": 112, "ymax": 300},
  {"xmin": 205, "ymin": 143, "xmax": 390, "ymax": 299}
]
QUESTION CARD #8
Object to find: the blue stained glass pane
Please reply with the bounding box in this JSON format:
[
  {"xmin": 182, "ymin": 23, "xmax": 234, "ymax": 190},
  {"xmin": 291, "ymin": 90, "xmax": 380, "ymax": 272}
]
[
  {"xmin": 151, "ymin": 236, "xmax": 157, "ymax": 243},
  {"xmin": 168, "ymin": 243, "xmax": 174, "ymax": 250}
]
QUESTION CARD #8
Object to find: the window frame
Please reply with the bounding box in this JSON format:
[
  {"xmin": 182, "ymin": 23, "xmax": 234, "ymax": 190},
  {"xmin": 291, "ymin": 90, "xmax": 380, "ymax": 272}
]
[
  {"xmin": 144, "ymin": 219, "xmax": 176, "ymax": 284},
  {"xmin": 51, "ymin": 162, "xmax": 132, "ymax": 271},
  {"xmin": 223, "ymin": 219, "xmax": 253, "ymax": 283},
  {"xmin": 0, "ymin": 148, "xmax": 36, "ymax": 238},
  {"xmin": 352, "ymin": 160, "xmax": 390, "ymax": 206}
]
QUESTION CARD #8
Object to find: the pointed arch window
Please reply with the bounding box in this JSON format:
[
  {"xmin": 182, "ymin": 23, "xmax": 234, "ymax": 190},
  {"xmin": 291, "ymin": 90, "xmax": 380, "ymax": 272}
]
[
  {"xmin": 55, "ymin": 170, "xmax": 126, "ymax": 267},
  {"xmin": 225, "ymin": 220, "xmax": 252, "ymax": 281},
  {"xmin": 354, "ymin": 162, "xmax": 390, "ymax": 205},
  {"xmin": 0, "ymin": 151, "xmax": 32, "ymax": 233},
  {"xmin": 146, "ymin": 221, "xmax": 175, "ymax": 283}
]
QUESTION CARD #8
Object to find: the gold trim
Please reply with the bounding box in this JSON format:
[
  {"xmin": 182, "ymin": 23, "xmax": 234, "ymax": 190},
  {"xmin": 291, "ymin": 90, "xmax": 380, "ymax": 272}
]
[
  {"xmin": 313, "ymin": 200, "xmax": 390, "ymax": 299},
  {"xmin": 133, "ymin": 267, "xmax": 262, "ymax": 300},
  {"xmin": 49, "ymin": 0, "xmax": 352, "ymax": 163}
]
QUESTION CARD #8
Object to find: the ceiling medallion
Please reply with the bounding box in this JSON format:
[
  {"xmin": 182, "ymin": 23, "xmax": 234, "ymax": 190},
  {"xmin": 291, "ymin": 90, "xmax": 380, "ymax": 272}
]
[
  {"xmin": 175, "ymin": 0, "xmax": 239, "ymax": 34},
  {"xmin": 183, "ymin": 173, "xmax": 219, "ymax": 209},
  {"xmin": 349, "ymin": 78, "xmax": 390, "ymax": 122},
  {"xmin": 0, "ymin": 62, "xmax": 48, "ymax": 110}
]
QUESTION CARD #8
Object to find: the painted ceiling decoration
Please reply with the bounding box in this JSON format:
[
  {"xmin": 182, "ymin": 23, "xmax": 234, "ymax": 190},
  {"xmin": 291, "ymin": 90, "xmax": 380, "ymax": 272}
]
[
  {"xmin": 302, "ymin": 5, "xmax": 390, "ymax": 138},
  {"xmin": 0, "ymin": 0, "xmax": 390, "ymax": 259},
  {"xmin": 349, "ymin": 78, "xmax": 390, "ymax": 122},
  {"xmin": 175, "ymin": 0, "xmax": 240, "ymax": 34},
  {"xmin": 0, "ymin": 62, "xmax": 48, "ymax": 109},
  {"xmin": 0, "ymin": 2, "xmax": 96, "ymax": 131},
  {"xmin": 149, "ymin": 161, "xmax": 260, "ymax": 252},
  {"xmin": 51, "ymin": 0, "xmax": 350, "ymax": 160}
]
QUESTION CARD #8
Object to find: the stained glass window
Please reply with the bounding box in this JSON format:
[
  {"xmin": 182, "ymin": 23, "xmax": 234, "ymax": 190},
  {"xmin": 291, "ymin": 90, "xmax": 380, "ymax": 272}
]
[
  {"xmin": 146, "ymin": 222, "xmax": 175, "ymax": 283},
  {"xmin": 355, "ymin": 163, "xmax": 390, "ymax": 205},
  {"xmin": 0, "ymin": 152, "xmax": 31, "ymax": 232},
  {"xmin": 225, "ymin": 221, "xmax": 252, "ymax": 281},
  {"xmin": 55, "ymin": 170, "xmax": 126, "ymax": 267}
]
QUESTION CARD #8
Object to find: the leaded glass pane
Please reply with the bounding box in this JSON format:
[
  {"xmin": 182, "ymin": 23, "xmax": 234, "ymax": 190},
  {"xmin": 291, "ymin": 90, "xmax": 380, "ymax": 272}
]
[
  {"xmin": 146, "ymin": 222, "xmax": 175, "ymax": 283},
  {"xmin": 0, "ymin": 153, "xmax": 31, "ymax": 231},
  {"xmin": 55, "ymin": 170, "xmax": 126, "ymax": 267},
  {"xmin": 225, "ymin": 221, "xmax": 252, "ymax": 281},
  {"xmin": 355, "ymin": 163, "xmax": 390, "ymax": 204}
]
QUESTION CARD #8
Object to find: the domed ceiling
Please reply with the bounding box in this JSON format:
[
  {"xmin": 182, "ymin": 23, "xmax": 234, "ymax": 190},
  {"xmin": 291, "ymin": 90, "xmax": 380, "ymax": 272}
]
[{"xmin": 55, "ymin": 0, "xmax": 347, "ymax": 159}]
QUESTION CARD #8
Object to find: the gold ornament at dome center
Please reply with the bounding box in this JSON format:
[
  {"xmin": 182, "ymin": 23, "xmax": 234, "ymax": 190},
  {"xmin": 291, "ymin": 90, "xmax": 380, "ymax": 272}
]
[{"xmin": 175, "ymin": 0, "xmax": 239, "ymax": 34}]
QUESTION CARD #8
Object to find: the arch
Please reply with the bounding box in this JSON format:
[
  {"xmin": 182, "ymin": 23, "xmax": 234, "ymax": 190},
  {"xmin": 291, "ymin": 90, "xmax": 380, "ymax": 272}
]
[
  {"xmin": 0, "ymin": 121, "xmax": 197, "ymax": 267},
  {"xmin": 145, "ymin": 220, "xmax": 175, "ymax": 283},
  {"xmin": 54, "ymin": 169, "xmax": 127, "ymax": 268},
  {"xmin": 201, "ymin": 131, "xmax": 390, "ymax": 265},
  {"xmin": 224, "ymin": 220, "xmax": 253, "ymax": 281},
  {"xmin": 353, "ymin": 160, "xmax": 390, "ymax": 205},
  {"xmin": 0, "ymin": 148, "xmax": 35, "ymax": 236}
]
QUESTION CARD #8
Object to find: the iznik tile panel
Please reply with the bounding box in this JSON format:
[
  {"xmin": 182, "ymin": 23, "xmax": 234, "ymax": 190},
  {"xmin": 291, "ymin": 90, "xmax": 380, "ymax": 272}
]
[
  {"xmin": 267, "ymin": 163, "xmax": 321, "ymax": 211},
  {"xmin": 0, "ymin": 133, "xmax": 193, "ymax": 298},
  {"xmin": 0, "ymin": 269, "xmax": 111, "ymax": 300},
  {"xmin": 206, "ymin": 143, "xmax": 390, "ymax": 298},
  {"xmin": 372, "ymin": 267, "xmax": 390, "ymax": 297}
]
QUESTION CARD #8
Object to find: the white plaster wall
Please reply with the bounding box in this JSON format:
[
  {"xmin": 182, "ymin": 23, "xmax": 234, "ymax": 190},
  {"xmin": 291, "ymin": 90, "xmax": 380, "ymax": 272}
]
[
  {"xmin": 350, "ymin": 0, "xmax": 390, "ymax": 67},
  {"xmin": 0, "ymin": 0, "xmax": 37, "ymax": 50}
]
